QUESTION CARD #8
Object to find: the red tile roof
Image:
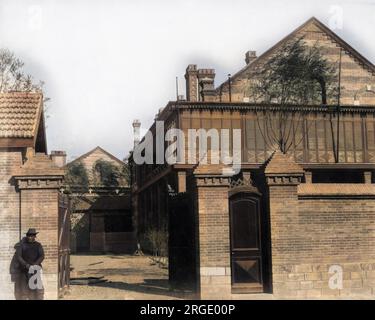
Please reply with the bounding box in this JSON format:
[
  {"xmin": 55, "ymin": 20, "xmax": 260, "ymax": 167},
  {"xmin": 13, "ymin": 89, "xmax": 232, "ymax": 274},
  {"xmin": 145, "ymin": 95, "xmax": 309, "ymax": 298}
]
[{"xmin": 0, "ymin": 92, "xmax": 43, "ymax": 139}]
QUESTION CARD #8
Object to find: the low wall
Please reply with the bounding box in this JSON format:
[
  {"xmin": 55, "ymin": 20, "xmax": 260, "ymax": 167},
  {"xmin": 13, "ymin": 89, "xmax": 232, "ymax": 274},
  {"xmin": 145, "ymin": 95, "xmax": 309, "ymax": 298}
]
[{"xmin": 267, "ymin": 162, "xmax": 375, "ymax": 298}]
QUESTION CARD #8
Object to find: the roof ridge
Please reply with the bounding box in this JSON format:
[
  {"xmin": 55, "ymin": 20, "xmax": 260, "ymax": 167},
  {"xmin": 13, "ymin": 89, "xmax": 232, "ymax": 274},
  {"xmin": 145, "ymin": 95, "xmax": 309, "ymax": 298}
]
[
  {"xmin": 67, "ymin": 146, "xmax": 124, "ymax": 166},
  {"xmin": 0, "ymin": 91, "xmax": 42, "ymax": 97}
]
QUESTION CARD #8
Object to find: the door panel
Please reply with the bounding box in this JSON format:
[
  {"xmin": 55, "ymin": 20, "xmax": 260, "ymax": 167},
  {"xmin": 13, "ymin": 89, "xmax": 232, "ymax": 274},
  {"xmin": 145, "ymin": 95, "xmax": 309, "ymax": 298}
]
[
  {"xmin": 230, "ymin": 193, "xmax": 264, "ymax": 293},
  {"xmin": 232, "ymin": 257, "xmax": 262, "ymax": 283},
  {"xmin": 231, "ymin": 200, "xmax": 259, "ymax": 249}
]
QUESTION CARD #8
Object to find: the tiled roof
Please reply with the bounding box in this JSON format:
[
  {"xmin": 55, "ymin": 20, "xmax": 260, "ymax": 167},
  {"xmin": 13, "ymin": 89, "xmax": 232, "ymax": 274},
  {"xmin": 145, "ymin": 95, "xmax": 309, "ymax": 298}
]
[
  {"xmin": 0, "ymin": 92, "xmax": 43, "ymax": 138},
  {"xmin": 265, "ymin": 151, "xmax": 304, "ymax": 174}
]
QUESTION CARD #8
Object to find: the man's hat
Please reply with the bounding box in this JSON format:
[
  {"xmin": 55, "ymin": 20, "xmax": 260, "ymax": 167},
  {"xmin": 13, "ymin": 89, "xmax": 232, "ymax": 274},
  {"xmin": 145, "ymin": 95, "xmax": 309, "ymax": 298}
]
[{"xmin": 26, "ymin": 228, "xmax": 38, "ymax": 236}]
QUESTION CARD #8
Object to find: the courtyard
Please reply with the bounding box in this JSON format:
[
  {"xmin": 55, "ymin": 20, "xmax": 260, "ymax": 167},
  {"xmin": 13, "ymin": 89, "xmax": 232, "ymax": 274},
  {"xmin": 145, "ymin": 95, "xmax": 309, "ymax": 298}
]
[{"xmin": 63, "ymin": 254, "xmax": 192, "ymax": 300}]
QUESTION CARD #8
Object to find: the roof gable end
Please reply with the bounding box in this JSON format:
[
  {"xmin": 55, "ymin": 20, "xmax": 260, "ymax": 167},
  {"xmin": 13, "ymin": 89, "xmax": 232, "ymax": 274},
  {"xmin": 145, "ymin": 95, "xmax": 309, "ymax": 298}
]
[
  {"xmin": 217, "ymin": 17, "xmax": 375, "ymax": 90},
  {"xmin": 68, "ymin": 146, "xmax": 124, "ymax": 166}
]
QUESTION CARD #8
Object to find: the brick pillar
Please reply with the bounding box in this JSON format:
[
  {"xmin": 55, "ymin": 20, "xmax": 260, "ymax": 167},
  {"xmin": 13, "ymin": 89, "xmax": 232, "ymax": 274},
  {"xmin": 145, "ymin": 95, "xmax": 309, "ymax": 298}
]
[
  {"xmin": 0, "ymin": 150, "xmax": 24, "ymax": 299},
  {"xmin": 194, "ymin": 174, "xmax": 232, "ymax": 299},
  {"xmin": 264, "ymin": 151, "xmax": 305, "ymax": 297},
  {"xmin": 14, "ymin": 175, "xmax": 64, "ymax": 300}
]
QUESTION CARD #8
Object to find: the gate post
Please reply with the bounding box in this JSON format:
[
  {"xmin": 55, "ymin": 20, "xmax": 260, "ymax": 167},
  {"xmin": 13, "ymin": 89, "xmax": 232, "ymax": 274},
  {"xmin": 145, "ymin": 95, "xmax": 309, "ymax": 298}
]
[
  {"xmin": 58, "ymin": 193, "xmax": 70, "ymax": 297},
  {"xmin": 194, "ymin": 173, "xmax": 231, "ymax": 299},
  {"xmin": 13, "ymin": 155, "xmax": 64, "ymax": 300},
  {"xmin": 264, "ymin": 151, "xmax": 304, "ymax": 296}
]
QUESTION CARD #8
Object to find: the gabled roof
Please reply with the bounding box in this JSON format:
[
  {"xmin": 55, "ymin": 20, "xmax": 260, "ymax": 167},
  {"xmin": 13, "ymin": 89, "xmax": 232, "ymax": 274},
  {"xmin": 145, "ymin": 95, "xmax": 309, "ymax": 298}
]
[
  {"xmin": 0, "ymin": 92, "xmax": 46, "ymax": 150},
  {"xmin": 68, "ymin": 146, "xmax": 124, "ymax": 166},
  {"xmin": 217, "ymin": 17, "xmax": 375, "ymax": 90}
]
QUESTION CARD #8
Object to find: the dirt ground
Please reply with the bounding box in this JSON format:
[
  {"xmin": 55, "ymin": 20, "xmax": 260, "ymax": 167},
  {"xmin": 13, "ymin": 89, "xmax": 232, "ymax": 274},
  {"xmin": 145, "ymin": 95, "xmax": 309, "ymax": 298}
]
[
  {"xmin": 63, "ymin": 254, "xmax": 370, "ymax": 300},
  {"xmin": 62, "ymin": 254, "xmax": 193, "ymax": 300}
]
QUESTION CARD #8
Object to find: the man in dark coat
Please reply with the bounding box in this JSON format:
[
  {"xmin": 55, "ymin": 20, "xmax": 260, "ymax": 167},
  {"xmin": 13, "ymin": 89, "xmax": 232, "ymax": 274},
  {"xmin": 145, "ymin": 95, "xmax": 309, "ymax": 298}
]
[{"xmin": 16, "ymin": 228, "xmax": 45, "ymax": 300}]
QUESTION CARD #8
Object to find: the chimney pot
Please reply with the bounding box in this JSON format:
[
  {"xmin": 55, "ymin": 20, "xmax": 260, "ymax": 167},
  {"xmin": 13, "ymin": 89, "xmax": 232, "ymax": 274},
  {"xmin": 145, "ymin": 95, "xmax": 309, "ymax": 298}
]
[
  {"xmin": 198, "ymin": 68, "xmax": 216, "ymax": 101},
  {"xmin": 185, "ymin": 64, "xmax": 199, "ymax": 102},
  {"xmin": 50, "ymin": 150, "xmax": 67, "ymax": 167},
  {"xmin": 245, "ymin": 51, "xmax": 257, "ymax": 64},
  {"xmin": 132, "ymin": 119, "xmax": 141, "ymax": 147}
]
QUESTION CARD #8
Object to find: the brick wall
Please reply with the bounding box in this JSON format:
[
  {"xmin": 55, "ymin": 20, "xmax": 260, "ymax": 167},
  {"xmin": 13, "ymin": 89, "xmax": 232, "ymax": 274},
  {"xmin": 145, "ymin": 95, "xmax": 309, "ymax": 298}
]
[
  {"xmin": 0, "ymin": 149, "xmax": 63, "ymax": 300},
  {"xmin": 266, "ymin": 154, "xmax": 375, "ymax": 298},
  {"xmin": 270, "ymin": 195, "xmax": 375, "ymax": 297},
  {"xmin": 0, "ymin": 149, "xmax": 23, "ymax": 299},
  {"xmin": 194, "ymin": 175, "xmax": 231, "ymax": 299},
  {"xmin": 19, "ymin": 188, "xmax": 59, "ymax": 299},
  {"xmin": 270, "ymin": 194, "xmax": 375, "ymax": 298}
]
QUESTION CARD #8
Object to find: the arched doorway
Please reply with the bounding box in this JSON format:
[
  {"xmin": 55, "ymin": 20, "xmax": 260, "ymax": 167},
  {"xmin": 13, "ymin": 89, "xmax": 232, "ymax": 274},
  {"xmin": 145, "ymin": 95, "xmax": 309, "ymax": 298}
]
[{"xmin": 229, "ymin": 187, "xmax": 268, "ymax": 293}]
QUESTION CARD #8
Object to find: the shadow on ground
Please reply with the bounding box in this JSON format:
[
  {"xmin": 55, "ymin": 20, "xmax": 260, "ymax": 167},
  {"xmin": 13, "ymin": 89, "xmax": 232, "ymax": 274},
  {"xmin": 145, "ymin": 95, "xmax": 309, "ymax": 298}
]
[
  {"xmin": 68, "ymin": 254, "xmax": 196, "ymax": 299},
  {"xmin": 88, "ymin": 278, "xmax": 196, "ymax": 299},
  {"xmin": 87, "ymin": 267, "xmax": 165, "ymax": 277}
]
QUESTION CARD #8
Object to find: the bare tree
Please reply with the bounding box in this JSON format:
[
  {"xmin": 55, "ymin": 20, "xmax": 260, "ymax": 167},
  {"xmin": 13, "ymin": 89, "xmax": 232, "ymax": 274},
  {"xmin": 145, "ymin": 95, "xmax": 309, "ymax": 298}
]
[
  {"xmin": 0, "ymin": 48, "xmax": 45, "ymax": 92},
  {"xmin": 247, "ymin": 37, "xmax": 338, "ymax": 154},
  {"xmin": 0, "ymin": 48, "xmax": 50, "ymax": 117}
]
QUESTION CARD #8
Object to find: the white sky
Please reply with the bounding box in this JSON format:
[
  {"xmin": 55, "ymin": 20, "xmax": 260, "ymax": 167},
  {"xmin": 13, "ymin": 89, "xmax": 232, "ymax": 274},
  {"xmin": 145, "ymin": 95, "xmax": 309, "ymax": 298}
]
[{"xmin": 0, "ymin": 0, "xmax": 374, "ymax": 161}]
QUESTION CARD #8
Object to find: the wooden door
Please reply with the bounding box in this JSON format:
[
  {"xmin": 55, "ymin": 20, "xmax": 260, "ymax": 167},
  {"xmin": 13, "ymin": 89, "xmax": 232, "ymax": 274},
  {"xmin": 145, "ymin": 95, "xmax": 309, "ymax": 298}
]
[{"xmin": 229, "ymin": 193, "xmax": 264, "ymax": 293}]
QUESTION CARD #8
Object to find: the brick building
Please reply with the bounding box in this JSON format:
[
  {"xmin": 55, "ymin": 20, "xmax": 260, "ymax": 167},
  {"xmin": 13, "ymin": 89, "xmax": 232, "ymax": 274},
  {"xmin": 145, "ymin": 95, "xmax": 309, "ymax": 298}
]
[
  {"xmin": 131, "ymin": 18, "xmax": 375, "ymax": 298},
  {"xmin": 0, "ymin": 92, "xmax": 67, "ymax": 299},
  {"xmin": 66, "ymin": 146, "xmax": 135, "ymax": 253}
]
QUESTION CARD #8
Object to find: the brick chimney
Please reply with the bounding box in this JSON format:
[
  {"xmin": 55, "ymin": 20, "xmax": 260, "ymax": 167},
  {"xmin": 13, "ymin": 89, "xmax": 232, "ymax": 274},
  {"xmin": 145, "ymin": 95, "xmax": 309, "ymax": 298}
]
[
  {"xmin": 132, "ymin": 119, "xmax": 141, "ymax": 147},
  {"xmin": 50, "ymin": 150, "xmax": 67, "ymax": 167},
  {"xmin": 245, "ymin": 50, "xmax": 257, "ymax": 65},
  {"xmin": 198, "ymin": 68, "xmax": 216, "ymax": 102},
  {"xmin": 185, "ymin": 64, "xmax": 198, "ymax": 101}
]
